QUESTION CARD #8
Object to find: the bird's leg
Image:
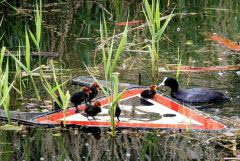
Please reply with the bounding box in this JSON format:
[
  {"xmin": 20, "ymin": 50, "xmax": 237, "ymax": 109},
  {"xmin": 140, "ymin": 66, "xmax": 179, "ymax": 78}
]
[
  {"xmin": 85, "ymin": 100, "xmax": 90, "ymax": 105},
  {"xmin": 75, "ymin": 105, "xmax": 80, "ymax": 113},
  {"xmin": 86, "ymin": 115, "xmax": 90, "ymax": 120},
  {"xmin": 117, "ymin": 117, "xmax": 120, "ymax": 122},
  {"xmin": 92, "ymin": 116, "xmax": 96, "ymax": 120}
]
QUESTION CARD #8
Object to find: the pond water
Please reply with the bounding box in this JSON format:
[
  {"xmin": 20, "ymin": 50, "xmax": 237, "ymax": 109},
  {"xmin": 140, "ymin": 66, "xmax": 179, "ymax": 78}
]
[{"xmin": 0, "ymin": 0, "xmax": 240, "ymax": 160}]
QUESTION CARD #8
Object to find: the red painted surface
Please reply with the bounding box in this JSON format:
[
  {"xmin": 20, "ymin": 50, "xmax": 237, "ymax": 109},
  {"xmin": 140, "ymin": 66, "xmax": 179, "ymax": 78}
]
[
  {"xmin": 34, "ymin": 88, "xmax": 225, "ymax": 130},
  {"xmin": 210, "ymin": 35, "xmax": 240, "ymax": 52}
]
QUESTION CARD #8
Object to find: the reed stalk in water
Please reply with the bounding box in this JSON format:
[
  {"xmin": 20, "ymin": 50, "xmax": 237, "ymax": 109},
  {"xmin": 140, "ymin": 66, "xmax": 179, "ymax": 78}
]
[
  {"xmin": 85, "ymin": 14, "xmax": 128, "ymax": 136},
  {"xmin": 40, "ymin": 62, "xmax": 70, "ymax": 126},
  {"xmin": 143, "ymin": 0, "xmax": 174, "ymax": 81},
  {"xmin": 28, "ymin": 0, "xmax": 42, "ymax": 52},
  {"xmin": 0, "ymin": 47, "xmax": 14, "ymax": 124}
]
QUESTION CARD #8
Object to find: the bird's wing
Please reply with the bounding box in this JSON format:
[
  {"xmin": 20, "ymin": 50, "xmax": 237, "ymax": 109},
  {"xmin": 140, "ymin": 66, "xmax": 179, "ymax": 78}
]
[{"xmin": 174, "ymin": 88, "xmax": 213, "ymax": 103}]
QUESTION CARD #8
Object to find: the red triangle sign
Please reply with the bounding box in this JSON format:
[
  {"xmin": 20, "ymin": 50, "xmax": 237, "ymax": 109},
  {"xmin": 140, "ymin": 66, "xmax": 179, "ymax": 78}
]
[{"xmin": 33, "ymin": 88, "xmax": 225, "ymax": 130}]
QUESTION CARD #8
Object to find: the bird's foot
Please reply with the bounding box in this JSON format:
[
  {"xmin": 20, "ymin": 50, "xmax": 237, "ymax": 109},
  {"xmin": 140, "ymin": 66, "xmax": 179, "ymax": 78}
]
[{"xmin": 75, "ymin": 108, "xmax": 80, "ymax": 113}]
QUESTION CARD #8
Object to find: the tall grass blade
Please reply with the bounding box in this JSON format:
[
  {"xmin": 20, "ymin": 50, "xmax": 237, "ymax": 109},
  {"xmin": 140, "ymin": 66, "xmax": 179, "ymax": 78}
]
[
  {"xmin": 0, "ymin": 47, "xmax": 6, "ymax": 71},
  {"xmin": 109, "ymin": 24, "xmax": 128, "ymax": 74},
  {"xmin": 176, "ymin": 46, "xmax": 181, "ymax": 81},
  {"xmin": 83, "ymin": 63, "xmax": 108, "ymax": 95},
  {"xmin": 35, "ymin": 0, "xmax": 42, "ymax": 47},
  {"xmin": 0, "ymin": 59, "xmax": 14, "ymax": 124},
  {"xmin": 155, "ymin": 10, "xmax": 174, "ymax": 41},
  {"xmin": 106, "ymin": 32, "xmax": 115, "ymax": 77},
  {"xmin": 41, "ymin": 62, "xmax": 70, "ymax": 126},
  {"xmin": 143, "ymin": 0, "xmax": 154, "ymax": 24},
  {"xmin": 148, "ymin": 45, "xmax": 156, "ymax": 80},
  {"xmin": 7, "ymin": 50, "xmax": 30, "ymax": 73},
  {"xmin": 155, "ymin": 0, "xmax": 161, "ymax": 30},
  {"xmin": 25, "ymin": 27, "xmax": 31, "ymax": 70},
  {"xmin": 28, "ymin": 28, "xmax": 38, "ymax": 50},
  {"xmin": 142, "ymin": 6, "xmax": 154, "ymax": 35},
  {"xmin": 7, "ymin": 50, "xmax": 41, "ymax": 100},
  {"xmin": 0, "ymin": 16, "xmax": 4, "ymax": 41}
]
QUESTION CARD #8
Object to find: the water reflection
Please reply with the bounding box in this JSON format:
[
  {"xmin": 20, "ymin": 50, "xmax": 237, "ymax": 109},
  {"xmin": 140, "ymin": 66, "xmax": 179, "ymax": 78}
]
[{"xmin": 0, "ymin": 128, "xmax": 230, "ymax": 160}]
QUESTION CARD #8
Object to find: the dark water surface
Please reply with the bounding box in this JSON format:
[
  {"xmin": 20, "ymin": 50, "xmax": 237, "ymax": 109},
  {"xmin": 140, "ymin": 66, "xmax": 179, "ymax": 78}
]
[{"xmin": 0, "ymin": 0, "xmax": 240, "ymax": 160}]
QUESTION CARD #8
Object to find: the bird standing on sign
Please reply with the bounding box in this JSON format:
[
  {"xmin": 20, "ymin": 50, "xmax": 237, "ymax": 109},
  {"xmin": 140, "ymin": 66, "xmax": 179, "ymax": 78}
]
[
  {"xmin": 88, "ymin": 82, "xmax": 101, "ymax": 103},
  {"xmin": 84, "ymin": 101, "xmax": 102, "ymax": 120},
  {"xmin": 140, "ymin": 85, "xmax": 157, "ymax": 105},
  {"xmin": 70, "ymin": 87, "xmax": 91, "ymax": 113}
]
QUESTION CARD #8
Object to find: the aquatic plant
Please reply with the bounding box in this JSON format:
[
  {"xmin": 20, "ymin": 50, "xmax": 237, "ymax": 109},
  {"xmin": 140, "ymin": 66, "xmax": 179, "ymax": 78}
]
[
  {"xmin": 176, "ymin": 46, "xmax": 181, "ymax": 81},
  {"xmin": 28, "ymin": 0, "xmax": 42, "ymax": 51},
  {"xmin": 84, "ymin": 14, "xmax": 128, "ymax": 136},
  {"xmin": 143, "ymin": 0, "xmax": 174, "ymax": 81},
  {"xmin": 99, "ymin": 15, "xmax": 128, "ymax": 136},
  {"xmin": 0, "ymin": 47, "xmax": 14, "ymax": 124},
  {"xmin": 40, "ymin": 61, "xmax": 70, "ymax": 126},
  {"xmin": 0, "ymin": 16, "xmax": 4, "ymax": 41},
  {"xmin": 8, "ymin": 48, "xmax": 41, "ymax": 101},
  {"xmin": 14, "ymin": 44, "xmax": 23, "ymax": 98}
]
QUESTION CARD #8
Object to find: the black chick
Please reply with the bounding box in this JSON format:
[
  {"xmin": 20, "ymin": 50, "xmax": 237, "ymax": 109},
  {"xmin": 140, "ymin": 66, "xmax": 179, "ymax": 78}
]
[
  {"xmin": 84, "ymin": 101, "xmax": 102, "ymax": 120},
  {"xmin": 88, "ymin": 82, "xmax": 101, "ymax": 102},
  {"xmin": 115, "ymin": 103, "xmax": 121, "ymax": 121},
  {"xmin": 53, "ymin": 91, "xmax": 63, "ymax": 110},
  {"xmin": 71, "ymin": 87, "xmax": 91, "ymax": 113},
  {"xmin": 140, "ymin": 85, "xmax": 157, "ymax": 105}
]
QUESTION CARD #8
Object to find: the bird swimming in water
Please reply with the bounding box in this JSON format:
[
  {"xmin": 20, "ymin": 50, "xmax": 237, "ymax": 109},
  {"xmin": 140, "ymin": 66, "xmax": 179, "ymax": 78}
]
[
  {"xmin": 88, "ymin": 82, "xmax": 101, "ymax": 103},
  {"xmin": 70, "ymin": 87, "xmax": 91, "ymax": 113},
  {"xmin": 159, "ymin": 77, "xmax": 230, "ymax": 103},
  {"xmin": 84, "ymin": 101, "xmax": 102, "ymax": 120},
  {"xmin": 140, "ymin": 85, "xmax": 157, "ymax": 105}
]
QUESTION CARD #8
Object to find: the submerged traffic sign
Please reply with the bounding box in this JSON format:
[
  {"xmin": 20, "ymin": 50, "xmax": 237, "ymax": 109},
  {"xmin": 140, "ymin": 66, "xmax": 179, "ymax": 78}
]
[{"xmin": 33, "ymin": 88, "xmax": 225, "ymax": 130}]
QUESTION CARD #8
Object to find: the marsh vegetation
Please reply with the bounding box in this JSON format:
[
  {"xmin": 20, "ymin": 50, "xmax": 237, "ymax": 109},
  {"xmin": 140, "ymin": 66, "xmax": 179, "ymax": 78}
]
[{"xmin": 0, "ymin": 0, "xmax": 240, "ymax": 160}]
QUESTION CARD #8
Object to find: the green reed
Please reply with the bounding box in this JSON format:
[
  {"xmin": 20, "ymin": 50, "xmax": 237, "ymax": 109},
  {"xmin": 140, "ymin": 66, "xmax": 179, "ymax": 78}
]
[
  {"xmin": 25, "ymin": 27, "xmax": 31, "ymax": 70},
  {"xmin": 176, "ymin": 46, "xmax": 181, "ymax": 81},
  {"xmin": 40, "ymin": 62, "xmax": 70, "ymax": 126},
  {"xmin": 85, "ymin": 14, "xmax": 128, "ymax": 136},
  {"xmin": 143, "ymin": 0, "xmax": 174, "ymax": 80},
  {"xmin": 100, "ymin": 15, "xmax": 128, "ymax": 136},
  {"xmin": 28, "ymin": 0, "xmax": 42, "ymax": 51},
  {"xmin": 0, "ymin": 48, "xmax": 14, "ymax": 124},
  {"xmin": 8, "ymin": 48, "xmax": 41, "ymax": 101},
  {"xmin": 0, "ymin": 16, "xmax": 4, "ymax": 41},
  {"xmin": 14, "ymin": 44, "xmax": 23, "ymax": 98}
]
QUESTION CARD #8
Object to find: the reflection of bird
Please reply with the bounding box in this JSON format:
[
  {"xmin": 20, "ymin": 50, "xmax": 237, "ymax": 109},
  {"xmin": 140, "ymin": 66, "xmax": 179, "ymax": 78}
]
[
  {"xmin": 88, "ymin": 82, "xmax": 101, "ymax": 102},
  {"xmin": 115, "ymin": 103, "xmax": 121, "ymax": 121},
  {"xmin": 84, "ymin": 101, "xmax": 102, "ymax": 120},
  {"xmin": 159, "ymin": 77, "xmax": 230, "ymax": 103},
  {"xmin": 71, "ymin": 87, "xmax": 91, "ymax": 113},
  {"xmin": 140, "ymin": 85, "xmax": 157, "ymax": 105},
  {"xmin": 82, "ymin": 127, "xmax": 101, "ymax": 140},
  {"xmin": 53, "ymin": 92, "xmax": 62, "ymax": 110}
]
